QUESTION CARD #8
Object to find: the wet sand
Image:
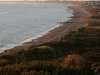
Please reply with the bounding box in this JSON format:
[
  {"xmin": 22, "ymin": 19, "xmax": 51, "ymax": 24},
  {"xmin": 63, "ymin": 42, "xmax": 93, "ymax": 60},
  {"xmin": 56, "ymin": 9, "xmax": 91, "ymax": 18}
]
[{"xmin": 0, "ymin": 4, "xmax": 89, "ymax": 54}]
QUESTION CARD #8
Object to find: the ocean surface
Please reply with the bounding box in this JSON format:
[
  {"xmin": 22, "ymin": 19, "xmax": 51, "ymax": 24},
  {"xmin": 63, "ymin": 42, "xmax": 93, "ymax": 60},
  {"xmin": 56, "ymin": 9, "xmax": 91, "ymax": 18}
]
[{"xmin": 0, "ymin": 3, "xmax": 73, "ymax": 53}]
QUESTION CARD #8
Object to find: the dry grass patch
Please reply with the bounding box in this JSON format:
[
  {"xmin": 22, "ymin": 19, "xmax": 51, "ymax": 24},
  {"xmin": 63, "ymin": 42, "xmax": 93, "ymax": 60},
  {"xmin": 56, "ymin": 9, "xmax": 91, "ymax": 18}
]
[{"xmin": 62, "ymin": 54, "xmax": 86, "ymax": 70}]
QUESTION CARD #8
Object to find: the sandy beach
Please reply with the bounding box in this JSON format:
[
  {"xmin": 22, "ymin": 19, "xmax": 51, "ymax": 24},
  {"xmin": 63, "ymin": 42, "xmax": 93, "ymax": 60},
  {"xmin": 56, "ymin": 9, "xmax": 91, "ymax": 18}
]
[{"xmin": 1, "ymin": 4, "xmax": 89, "ymax": 54}]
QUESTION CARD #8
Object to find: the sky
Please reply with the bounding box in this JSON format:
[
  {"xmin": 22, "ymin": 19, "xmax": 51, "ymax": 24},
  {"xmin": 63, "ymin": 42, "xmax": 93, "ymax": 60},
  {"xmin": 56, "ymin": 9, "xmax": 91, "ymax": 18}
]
[
  {"xmin": 0, "ymin": 0, "xmax": 23, "ymax": 1},
  {"xmin": 0, "ymin": 0, "xmax": 99, "ymax": 1}
]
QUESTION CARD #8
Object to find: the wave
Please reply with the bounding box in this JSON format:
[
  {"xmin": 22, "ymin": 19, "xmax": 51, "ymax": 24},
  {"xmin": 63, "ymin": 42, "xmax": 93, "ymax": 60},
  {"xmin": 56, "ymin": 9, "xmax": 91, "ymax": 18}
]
[
  {"xmin": 0, "ymin": 11, "xmax": 14, "ymax": 15},
  {"xmin": 21, "ymin": 24, "xmax": 62, "ymax": 43},
  {"xmin": 0, "ymin": 24, "xmax": 62, "ymax": 53},
  {"xmin": 0, "ymin": 44, "xmax": 19, "ymax": 53}
]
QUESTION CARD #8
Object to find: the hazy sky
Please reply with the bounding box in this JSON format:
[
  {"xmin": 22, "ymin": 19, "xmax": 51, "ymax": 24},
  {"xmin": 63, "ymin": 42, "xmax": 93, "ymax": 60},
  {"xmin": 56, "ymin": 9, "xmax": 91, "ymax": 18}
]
[
  {"xmin": 0, "ymin": 0, "xmax": 24, "ymax": 1},
  {"xmin": 0, "ymin": 0, "xmax": 100, "ymax": 1},
  {"xmin": 0, "ymin": 0, "xmax": 22, "ymax": 1}
]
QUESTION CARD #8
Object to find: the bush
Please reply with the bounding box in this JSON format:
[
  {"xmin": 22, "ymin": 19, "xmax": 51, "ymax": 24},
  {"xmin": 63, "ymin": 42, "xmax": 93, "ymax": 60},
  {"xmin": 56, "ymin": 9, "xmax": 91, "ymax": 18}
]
[{"xmin": 62, "ymin": 54, "xmax": 86, "ymax": 70}]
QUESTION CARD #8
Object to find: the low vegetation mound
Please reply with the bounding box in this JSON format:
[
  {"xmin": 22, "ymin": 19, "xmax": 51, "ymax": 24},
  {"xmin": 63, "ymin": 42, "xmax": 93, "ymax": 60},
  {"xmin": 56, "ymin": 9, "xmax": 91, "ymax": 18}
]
[{"xmin": 62, "ymin": 54, "xmax": 86, "ymax": 70}]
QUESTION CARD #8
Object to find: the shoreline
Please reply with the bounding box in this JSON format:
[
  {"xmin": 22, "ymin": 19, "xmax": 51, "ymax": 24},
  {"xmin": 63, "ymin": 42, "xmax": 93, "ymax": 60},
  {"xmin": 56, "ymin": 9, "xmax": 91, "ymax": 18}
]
[
  {"xmin": 0, "ymin": 4, "xmax": 89, "ymax": 54},
  {"xmin": 0, "ymin": 3, "xmax": 71, "ymax": 53},
  {"xmin": 22, "ymin": 4, "xmax": 89, "ymax": 49}
]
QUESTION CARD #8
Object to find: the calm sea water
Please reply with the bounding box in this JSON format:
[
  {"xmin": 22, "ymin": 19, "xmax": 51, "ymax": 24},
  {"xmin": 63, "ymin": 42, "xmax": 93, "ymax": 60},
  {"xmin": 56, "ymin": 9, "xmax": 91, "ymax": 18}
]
[{"xmin": 0, "ymin": 3, "xmax": 73, "ymax": 52}]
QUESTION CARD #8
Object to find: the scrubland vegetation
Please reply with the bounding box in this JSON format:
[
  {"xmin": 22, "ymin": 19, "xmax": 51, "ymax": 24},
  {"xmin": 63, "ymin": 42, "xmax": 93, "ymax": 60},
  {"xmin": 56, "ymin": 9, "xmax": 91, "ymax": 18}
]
[
  {"xmin": 0, "ymin": 54, "xmax": 94, "ymax": 75},
  {"xmin": 0, "ymin": 1, "xmax": 100, "ymax": 75}
]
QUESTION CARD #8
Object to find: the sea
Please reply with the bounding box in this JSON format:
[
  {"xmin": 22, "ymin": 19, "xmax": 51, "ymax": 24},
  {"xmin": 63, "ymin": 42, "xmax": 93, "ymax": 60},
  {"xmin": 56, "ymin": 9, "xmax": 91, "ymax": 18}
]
[{"xmin": 0, "ymin": 3, "xmax": 73, "ymax": 53}]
